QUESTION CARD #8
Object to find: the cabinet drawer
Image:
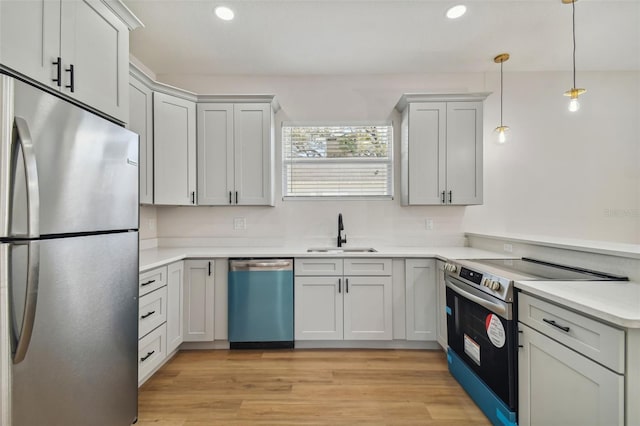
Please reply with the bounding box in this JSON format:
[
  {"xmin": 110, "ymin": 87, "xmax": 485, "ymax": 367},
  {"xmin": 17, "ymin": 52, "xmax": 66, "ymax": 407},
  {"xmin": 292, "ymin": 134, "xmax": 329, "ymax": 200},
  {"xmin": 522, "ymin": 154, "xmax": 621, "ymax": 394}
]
[
  {"xmin": 518, "ymin": 293, "xmax": 625, "ymax": 373},
  {"xmin": 295, "ymin": 258, "xmax": 343, "ymax": 276},
  {"xmin": 344, "ymin": 258, "xmax": 392, "ymax": 276},
  {"xmin": 139, "ymin": 286, "xmax": 168, "ymax": 339},
  {"xmin": 138, "ymin": 323, "xmax": 167, "ymax": 385},
  {"xmin": 139, "ymin": 266, "xmax": 167, "ymax": 296}
]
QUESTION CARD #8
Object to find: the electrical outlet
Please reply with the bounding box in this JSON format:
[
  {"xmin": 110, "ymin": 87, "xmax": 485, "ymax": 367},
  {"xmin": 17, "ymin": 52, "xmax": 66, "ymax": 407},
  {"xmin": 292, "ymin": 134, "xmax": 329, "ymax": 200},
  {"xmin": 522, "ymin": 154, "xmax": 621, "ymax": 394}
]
[
  {"xmin": 233, "ymin": 217, "xmax": 246, "ymax": 230},
  {"xmin": 425, "ymin": 218, "xmax": 434, "ymax": 231},
  {"xmin": 148, "ymin": 219, "xmax": 156, "ymax": 232},
  {"xmin": 503, "ymin": 243, "xmax": 513, "ymax": 253}
]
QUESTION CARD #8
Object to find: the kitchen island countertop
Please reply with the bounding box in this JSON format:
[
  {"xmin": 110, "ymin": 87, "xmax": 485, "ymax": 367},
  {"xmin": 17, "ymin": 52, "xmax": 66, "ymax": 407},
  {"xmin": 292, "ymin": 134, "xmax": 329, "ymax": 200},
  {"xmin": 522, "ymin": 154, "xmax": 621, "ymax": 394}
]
[{"xmin": 516, "ymin": 280, "xmax": 640, "ymax": 328}]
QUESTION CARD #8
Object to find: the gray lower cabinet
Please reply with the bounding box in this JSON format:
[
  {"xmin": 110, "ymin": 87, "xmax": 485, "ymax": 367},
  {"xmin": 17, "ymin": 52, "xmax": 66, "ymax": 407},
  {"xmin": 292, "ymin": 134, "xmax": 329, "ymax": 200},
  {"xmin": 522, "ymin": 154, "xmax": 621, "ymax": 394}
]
[
  {"xmin": 435, "ymin": 260, "xmax": 447, "ymax": 348},
  {"xmin": 183, "ymin": 259, "xmax": 215, "ymax": 342},
  {"xmin": 166, "ymin": 261, "xmax": 184, "ymax": 353},
  {"xmin": 404, "ymin": 259, "xmax": 437, "ymax": 341},
  {"xmin": 518, "ymin": 293, "xmax": 625, "ymax": 426},
  {"xmin": 294, "ymin": 258, "xmax": 393, "ymax": 341}
]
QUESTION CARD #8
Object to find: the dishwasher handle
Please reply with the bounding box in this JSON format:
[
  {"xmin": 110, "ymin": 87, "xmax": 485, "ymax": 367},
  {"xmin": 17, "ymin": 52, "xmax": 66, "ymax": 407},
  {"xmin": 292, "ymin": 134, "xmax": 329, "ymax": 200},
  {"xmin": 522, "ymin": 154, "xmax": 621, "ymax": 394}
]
[{"xmin": 230, "ymin": 259, "xmax": 293, "ymax": 272}]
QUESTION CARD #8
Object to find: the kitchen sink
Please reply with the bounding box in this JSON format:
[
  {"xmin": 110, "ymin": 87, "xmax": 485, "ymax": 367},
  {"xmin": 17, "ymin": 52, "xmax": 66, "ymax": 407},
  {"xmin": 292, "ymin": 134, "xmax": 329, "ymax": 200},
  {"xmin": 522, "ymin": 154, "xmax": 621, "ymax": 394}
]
[{"xmin": 307, "ymin": 247, "xmax": 377, "ymax": 253}]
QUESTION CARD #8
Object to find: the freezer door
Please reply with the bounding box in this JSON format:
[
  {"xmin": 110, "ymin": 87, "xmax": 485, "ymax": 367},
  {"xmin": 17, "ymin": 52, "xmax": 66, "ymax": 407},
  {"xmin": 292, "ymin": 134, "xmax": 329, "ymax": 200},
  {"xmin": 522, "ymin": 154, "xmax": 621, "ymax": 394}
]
[
  {"xmin": 4, "ymin": 76, "xmax": 138, "ymax": 237},
  {"xmin": 10, "ymin": 232, "xmax": 138, "ymax": 426}
]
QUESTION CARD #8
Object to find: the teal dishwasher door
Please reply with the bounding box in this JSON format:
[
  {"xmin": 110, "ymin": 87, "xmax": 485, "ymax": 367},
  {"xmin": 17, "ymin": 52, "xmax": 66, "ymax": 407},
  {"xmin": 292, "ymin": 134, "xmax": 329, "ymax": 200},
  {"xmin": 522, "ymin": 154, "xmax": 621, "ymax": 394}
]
[{"xmin": 228, "ymin": 259, "xmax": 294, "ymax": 348}]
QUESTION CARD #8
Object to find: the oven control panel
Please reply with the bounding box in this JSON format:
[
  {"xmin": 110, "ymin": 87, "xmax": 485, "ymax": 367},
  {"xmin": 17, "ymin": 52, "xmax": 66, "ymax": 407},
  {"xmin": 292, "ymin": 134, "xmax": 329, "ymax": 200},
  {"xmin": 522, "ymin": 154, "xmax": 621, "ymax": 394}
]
[
  {"xmin": 445, "ymin": 262, "xmax": 513, "ymax": 302},
  {"xmin": 459, "ymin": 267, "xmax": 483, "ymax": 285}
]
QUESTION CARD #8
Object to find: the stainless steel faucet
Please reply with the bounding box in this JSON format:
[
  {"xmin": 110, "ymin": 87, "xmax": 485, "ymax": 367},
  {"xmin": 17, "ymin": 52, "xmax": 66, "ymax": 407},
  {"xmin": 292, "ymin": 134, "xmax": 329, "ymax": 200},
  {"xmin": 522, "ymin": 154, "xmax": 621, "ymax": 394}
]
[{"xmin": 337, "ymin": 213, "xmax": 347, "ymax": 247}]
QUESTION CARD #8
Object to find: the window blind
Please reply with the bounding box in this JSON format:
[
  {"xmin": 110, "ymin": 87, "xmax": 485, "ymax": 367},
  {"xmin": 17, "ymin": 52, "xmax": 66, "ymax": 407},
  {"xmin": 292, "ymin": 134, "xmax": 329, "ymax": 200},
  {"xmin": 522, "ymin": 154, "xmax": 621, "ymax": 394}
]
[{"xmin": 282, "ymin": 124, "xmax": 393, "ymax": 198}]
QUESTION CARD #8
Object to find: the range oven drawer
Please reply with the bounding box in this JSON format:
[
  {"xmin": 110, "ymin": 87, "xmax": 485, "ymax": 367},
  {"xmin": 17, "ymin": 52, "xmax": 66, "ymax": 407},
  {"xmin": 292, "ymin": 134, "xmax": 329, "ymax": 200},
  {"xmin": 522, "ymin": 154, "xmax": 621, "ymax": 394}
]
[{"xmin": 518, "ymin": 292, "xmax": 625, "ymax": 374}]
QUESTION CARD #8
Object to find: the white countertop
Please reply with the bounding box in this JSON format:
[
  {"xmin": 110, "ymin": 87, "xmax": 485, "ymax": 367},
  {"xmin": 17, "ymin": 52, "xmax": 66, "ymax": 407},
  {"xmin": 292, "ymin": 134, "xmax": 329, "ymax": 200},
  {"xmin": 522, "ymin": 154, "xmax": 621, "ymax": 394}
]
[
  {"xmin": 516, "ymin": 280, "xmax": 640, "ymax": 329},
  {"xmin": 466, "ymin": 231, "xmax": 640, "ymax": 259},
  {"xmin": 139, "ymin": 246, "xmax": 512, "ymax": 273}
]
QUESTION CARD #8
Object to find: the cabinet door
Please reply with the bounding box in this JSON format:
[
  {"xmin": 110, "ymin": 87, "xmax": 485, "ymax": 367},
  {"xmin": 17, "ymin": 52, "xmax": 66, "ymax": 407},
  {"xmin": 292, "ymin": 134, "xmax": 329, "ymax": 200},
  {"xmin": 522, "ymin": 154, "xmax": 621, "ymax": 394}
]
[
  {"xmin": 0, "ymin": 0, "xmax": 60, "ymax": 88},
  {"xmin": 407, "ymin": 102, "xmax": 446, "ymax": 205},
  {"xmin": 445, "ymin": 102, "xmax": 483, "ymax": 205},
  {"xmin": 435, "ymin": 260, "xmax": 447, "ymax": 349},
  {"xmin": 197, "ymin": 103, "xmax": 234, "ymax": 205},
  {"xmin": 405, "ymin": 259, "xmax": 436, "ymax": 341},
  {"xmin": 166, "ymin": 261, "xmax": 184, "ymax": 353},
  {"xmin": 233, "ymin": 103, "xmax": 273, "ymax": 206},
  {"xmin": 183, "ymin": 260, "xmax": 215, "ymax": 342},
  {"xmin": 294, "ymin": 276, "xmax": 343, "ymax": 340},
  {"xmin": 60, "ymin": 0, "xmax": 129, "ymax": 122},
  {"xmin": 129, "ymin": 75, "xmax": 154, "ymax": 204},
  {"xmin": 344, "ymin": 276, "xmax": 392, "ymax": 340},
  {"xmin": 153, "ymin": 92, "xmax": 197, "ymax": 206},
  {"xmin": 518, "ymin": 324, "xmax": 624, "ymax": 426}
]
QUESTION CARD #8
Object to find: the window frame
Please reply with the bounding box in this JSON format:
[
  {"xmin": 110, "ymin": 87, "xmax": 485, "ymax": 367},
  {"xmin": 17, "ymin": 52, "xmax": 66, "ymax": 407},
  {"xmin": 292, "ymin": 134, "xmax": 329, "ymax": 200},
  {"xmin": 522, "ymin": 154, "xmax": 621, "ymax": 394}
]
[{"xmin": 281, "ymin": 121, "xmax": 395, "ymax": 201}]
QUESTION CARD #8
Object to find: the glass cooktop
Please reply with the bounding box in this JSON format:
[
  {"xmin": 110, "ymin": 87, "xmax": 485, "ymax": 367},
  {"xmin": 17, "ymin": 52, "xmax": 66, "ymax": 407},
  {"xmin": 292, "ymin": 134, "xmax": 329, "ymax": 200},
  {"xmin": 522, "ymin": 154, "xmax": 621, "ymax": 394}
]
[{"xmin": 467, "ymin": 258, "xmax": 628, "ymax": 281}]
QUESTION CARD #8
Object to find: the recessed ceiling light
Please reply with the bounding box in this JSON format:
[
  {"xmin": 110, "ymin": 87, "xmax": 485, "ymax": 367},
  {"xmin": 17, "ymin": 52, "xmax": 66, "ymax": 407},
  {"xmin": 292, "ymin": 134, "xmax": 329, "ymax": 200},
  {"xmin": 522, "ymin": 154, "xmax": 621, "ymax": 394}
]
[
  {"xmin": 446, "ymin": 5, "xmax": 467, "ymax": 19},
  {"xmin": 215, "ymin": 6, "xmax": 234, "ymax": 21}
]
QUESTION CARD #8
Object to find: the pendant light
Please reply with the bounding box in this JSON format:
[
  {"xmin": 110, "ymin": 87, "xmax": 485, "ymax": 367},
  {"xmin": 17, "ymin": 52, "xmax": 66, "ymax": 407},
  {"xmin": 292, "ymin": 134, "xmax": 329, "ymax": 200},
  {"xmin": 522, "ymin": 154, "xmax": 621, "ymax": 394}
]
[
  {"xmin": 493, "ymin": 53, "xmax": 510, "ymax": 144},
  {"xmin": 562, "ymin": 0, "xmax": 586, "ymax": 112}
]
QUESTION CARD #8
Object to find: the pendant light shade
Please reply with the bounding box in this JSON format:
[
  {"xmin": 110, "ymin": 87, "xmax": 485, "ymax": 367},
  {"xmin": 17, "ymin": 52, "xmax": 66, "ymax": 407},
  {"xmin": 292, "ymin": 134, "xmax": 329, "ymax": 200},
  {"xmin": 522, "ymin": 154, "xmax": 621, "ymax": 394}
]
[
  {"xmin": 493, "ymin": 53, "xmax": 510, "ymax": 144},
  {"xmin": 563, "ymin": 0, "xmax": 586, "ymax": 112}
]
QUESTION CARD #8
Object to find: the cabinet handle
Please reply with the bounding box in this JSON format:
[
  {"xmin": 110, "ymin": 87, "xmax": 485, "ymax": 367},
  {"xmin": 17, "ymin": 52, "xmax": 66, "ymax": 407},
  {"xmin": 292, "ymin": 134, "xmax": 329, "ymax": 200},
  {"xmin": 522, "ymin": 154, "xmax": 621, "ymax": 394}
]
[
  {"xmin": 235, "ymin": 191, "xmax": 238, "ymax": 204},
  {"xmin": 208, "ymin": 261, "xmax": 212, "ymax": 276},
  {"xmin": 346, "ymin": 278, "xmax": 349, "ymax": 293},
  {"xmin": 140, "ymin": 350, "xmax": 155, "ymax": 362},
  {"xmin": 338, "ymin": 278, "xmax": 341, "ymax": 293},
  {"xmin": 52, "ymin": 57, "xmax": 62, "ymax": 87},
  {"xmin": 441, "ymin": 191, "xmax": 446, "ymax": 204},
  {"xmin": 543, "ymin": 318, "xmax": 570, "ymax": 333},
  {"xmin": 65, "ymin": 64, "xmax": 74, "ymax": 93},
  {"xmin": 141, "ymin": 310, "xmax": 156, "ymax": 319},
  {"xmin": 229, "ymin": 191, "xmax": 232, "ymax": 204},
  {"xmin": 140, "ymin": 279, "xmax": 156, "ymax": 287},
  {"xmin": 448, "ymin": 191, "xmax": 452, "ymax": 203},
  {"xmin": 191, "ymin": 191, "xmax": 195, "ymax": 204}
]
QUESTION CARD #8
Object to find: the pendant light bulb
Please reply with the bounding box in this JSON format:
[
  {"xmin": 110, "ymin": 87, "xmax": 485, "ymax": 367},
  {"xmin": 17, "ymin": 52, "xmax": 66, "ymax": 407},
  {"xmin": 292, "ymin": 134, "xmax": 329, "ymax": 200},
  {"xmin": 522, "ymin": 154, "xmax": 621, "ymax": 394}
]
[
  {"xmin": 493, "ymin": 53, "xmax": 510, "ymax": 144},
  {"xmin": 494, "ymin": 126, "xmax": 510, "ymax": 144},
  {"xmin": 568, "ymin": 97, "xmax": 580, "ymax": 112}
]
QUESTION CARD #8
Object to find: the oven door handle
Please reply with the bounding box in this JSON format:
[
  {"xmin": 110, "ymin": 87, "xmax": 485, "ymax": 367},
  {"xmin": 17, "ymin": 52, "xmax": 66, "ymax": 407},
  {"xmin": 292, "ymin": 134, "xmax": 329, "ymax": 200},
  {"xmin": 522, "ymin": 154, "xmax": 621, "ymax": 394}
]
[{"xmin": 446, "ymin": 277, "xmax": 512, "ymax": 320}]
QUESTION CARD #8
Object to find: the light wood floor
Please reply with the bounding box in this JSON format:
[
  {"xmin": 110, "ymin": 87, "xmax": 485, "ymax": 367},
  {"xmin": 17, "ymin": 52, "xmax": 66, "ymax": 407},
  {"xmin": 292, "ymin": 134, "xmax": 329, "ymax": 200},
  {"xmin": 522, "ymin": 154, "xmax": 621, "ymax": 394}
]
[{"xmin": 137, "ymin": 349, "xmax": 491, "ymax": 425}]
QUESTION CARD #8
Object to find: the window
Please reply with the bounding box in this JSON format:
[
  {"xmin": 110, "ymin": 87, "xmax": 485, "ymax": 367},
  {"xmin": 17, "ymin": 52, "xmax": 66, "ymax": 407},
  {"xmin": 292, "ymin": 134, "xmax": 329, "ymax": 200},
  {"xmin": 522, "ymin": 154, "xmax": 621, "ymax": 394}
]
[{"xmin": 282, "ymin": 124, "xmax": 393, "ymax": 199}]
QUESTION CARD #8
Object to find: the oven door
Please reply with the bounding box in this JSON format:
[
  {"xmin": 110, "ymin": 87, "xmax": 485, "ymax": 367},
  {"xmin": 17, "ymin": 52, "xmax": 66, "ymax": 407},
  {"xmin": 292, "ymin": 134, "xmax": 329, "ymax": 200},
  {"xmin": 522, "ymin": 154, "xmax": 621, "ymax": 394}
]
[{"xmin": 446, "ymin": 275, "xmax": 517, "ymax": 410}]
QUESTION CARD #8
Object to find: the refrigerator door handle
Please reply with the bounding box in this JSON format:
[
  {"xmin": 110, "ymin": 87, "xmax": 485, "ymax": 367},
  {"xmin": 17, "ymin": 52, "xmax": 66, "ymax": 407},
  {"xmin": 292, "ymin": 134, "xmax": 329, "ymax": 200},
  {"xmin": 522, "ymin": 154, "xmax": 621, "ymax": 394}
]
[
  {"xmin": 11, "ymin": 241, "xmax": 40, "ymax": 364},
  {"xmin": 12, "ymin": 117, "xmax": 40, "ymax": 238}
]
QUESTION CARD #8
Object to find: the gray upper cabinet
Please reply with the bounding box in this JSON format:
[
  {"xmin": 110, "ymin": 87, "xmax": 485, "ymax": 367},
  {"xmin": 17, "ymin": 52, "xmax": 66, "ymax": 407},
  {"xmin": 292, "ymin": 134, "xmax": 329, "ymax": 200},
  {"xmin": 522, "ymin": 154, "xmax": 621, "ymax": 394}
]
[
  {"xmin": 197, "ymin": 98, "xmax": 277, "ymax": 206},
  {"xmin": 154, "ymin": 92, "xmax": 197, "ymax": 206},
  {"xmin": 0, "ymin": 0, "xmax": 140, "ymax": 123},
  {"xmin": 128, "ymin": 69, "xmax": 153, "ymax": 204},
  {"xmin": 396, "ymin": 93, "xmax": 489, "ymax": 205}
]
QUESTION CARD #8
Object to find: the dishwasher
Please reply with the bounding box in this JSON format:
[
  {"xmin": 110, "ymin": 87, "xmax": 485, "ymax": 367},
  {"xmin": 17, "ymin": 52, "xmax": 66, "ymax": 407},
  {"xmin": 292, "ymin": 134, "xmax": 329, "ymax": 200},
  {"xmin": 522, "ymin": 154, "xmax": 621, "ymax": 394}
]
[{"xmin": 228, "ymin": 258, "xmax": 294, "ymax": 349}]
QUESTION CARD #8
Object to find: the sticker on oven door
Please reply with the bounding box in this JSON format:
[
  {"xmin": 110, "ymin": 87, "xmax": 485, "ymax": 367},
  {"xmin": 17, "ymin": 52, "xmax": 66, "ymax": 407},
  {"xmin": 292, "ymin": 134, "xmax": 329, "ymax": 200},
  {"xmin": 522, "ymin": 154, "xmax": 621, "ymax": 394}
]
[
  {"xmin": 463, "ymin": 334, "xmax": 481, "ymax": 366},
  {"xmin": 486, "ymin": 314, "xmax": 506, "ymax": 348}
]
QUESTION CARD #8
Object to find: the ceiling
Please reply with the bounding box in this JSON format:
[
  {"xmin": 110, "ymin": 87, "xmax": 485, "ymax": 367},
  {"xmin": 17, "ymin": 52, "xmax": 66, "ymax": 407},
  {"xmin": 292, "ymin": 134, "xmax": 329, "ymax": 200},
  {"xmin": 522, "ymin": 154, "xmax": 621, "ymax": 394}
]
[{"xmin": 125, "ymin": 0, "xmax": 640, "ymax": 76}]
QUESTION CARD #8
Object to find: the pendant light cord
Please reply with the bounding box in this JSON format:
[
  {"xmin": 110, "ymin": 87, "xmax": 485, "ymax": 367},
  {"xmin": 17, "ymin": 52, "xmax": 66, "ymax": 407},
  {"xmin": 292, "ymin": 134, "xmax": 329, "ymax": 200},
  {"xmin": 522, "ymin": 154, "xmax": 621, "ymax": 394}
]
[
  {"xmin": 500, "ymin": 61, "xmax": 504, "ymax": 126},
  {"xmin": 572, "ymin": 0, "xmax": 576, "ymax": 89}
]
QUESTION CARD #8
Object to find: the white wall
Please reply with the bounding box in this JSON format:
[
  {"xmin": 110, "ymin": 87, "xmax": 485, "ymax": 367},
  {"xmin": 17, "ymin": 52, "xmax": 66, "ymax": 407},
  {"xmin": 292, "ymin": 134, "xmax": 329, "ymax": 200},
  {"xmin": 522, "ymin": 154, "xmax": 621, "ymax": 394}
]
[
  {"xmin": 147, "ymin": 70, "xmax": 639, "ymax": 246},
  {"xmin": 468, "ymin": 71, "xmax": 640, "ymax": 244}
]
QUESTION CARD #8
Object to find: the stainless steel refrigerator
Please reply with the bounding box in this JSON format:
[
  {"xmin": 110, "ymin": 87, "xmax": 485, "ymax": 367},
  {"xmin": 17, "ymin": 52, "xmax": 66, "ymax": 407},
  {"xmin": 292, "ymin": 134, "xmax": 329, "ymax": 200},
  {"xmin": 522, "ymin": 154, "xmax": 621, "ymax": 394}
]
[{"xmin": 0, "ymin": 74, "xmax": 139, "ymax": 425}]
